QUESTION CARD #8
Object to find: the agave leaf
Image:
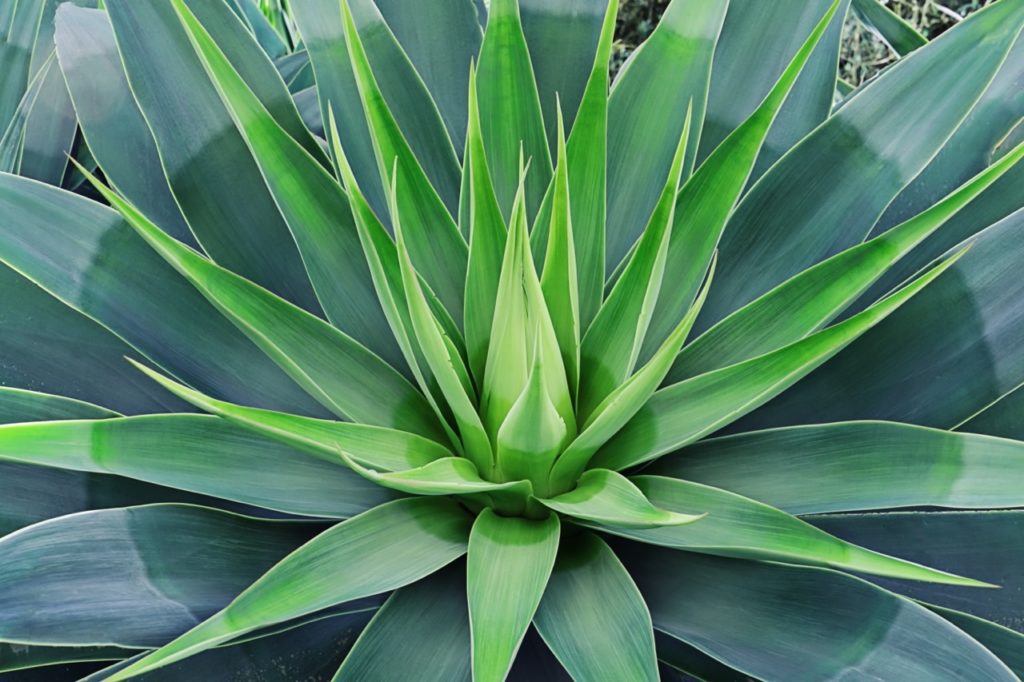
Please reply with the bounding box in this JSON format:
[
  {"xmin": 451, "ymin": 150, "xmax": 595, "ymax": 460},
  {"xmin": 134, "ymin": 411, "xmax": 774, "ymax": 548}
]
[
  {"xmin": 670, "ymin": 137, "xmax": 1024, "ymax": 381},
  {"xmin": 539, "ymin": 470, "xmax": 703, "ymax": 529},
  {"xmin": 0, "ymin": 504, "xmax": 316, "ymax": 648},
  {"xmin": 852, "ymin": 0, "xmax": 927, "ymax": 55},
  {"xmin": 738, "ymin": 207, "xmax": 1024, "ymax": 431},
  {"xmin": 0, "ymin": 57, "xmax": 46, "ymax": 174},
  {"xmin": 481, "ymin": 171, "xmax": 575, "ymax": 440},
  {"xmin": 169, "ymin": 0, "xmax": 405, "ymax": 368},
  {"xmin": 539, "ymin": 102, "xmax": 580, "ymax": 393},
  {"xmin": 340, "ymin": 0, "xmax": 468, "ymax": 325},
  {"xmin": 593, "ymin": 249, "xmax": 966, "ymax": 470},
  {"xmin": 391, "ymin": 174, "xmax": 494, "ymax": 473},
  {"xmin": 0, "ymin": 415, "xmax": 394, "ymax": 519},
  {"xmin": 82, "ymin": 170, "xmax": 443, "ymax": 440},
  {"xmin": 642, "ymin": 0, "xmax": 842, "ymax": 360},
  {"xmin": 476, "ymin": 0, "xmax": 551, "ymax": 222},
  {"xmin": 577, "ymin": 105, "xmax": 691, "ymax": 420},
  {"xmin": 810, "ymin": 511, "xmax": 1024, "ymax": 626},
  {"xmin": 615, "ymin": 476, "xmax": 989, "ymax": 588},
  {"xmin": 628, "ymin": 548, "xmax": 1015, "ymax": 682},
  {"xmin": 0, "ymin": 387, "xmax": 116, "ymax": 424},
  {"xmin": 702, "ymin": 0, "xmax": 1024, "ymax": 327},
  {"xmin": 650, "ymin": 421, "xmax": 1024, "ymax": 516},
  {"xmin": 335, "ymin": 566, "xmax": 471, "ymax": 681},
  {"xmin": 927, "ymin": 606, "xmax": 1024, "ymax": 677},
  {"xmin": 53, "ymin": 6, "xmax": 193, "ymax": 246},
  {"xmin": 550, "ymin": 257, "xmax": 713, "ymax": 488},
  {"xmin": 104, "ymin": 498, "xmax": 472, "ymax": 680},
  {"xmin": 14, "ymin": 50, "xmax": 77, "ymax": 185},
  {"xmin": 0, "ymin": 0, "xmax": 45, "ymax": 132},
  {"xmin": 0, "ymin": 642, "xmax": 133, "ymax": 674},
  {"xmin": 128, "ymin": 363, "xmax": 450, "ymax": 473},
  {"xmin": 960, "ymin": 384, "xmax": 1024, "ymax": 441},
  {"xmin": 340, "ymin": 454, "xmax": 530, "ymax": 500},
  {"xmin": 0, "ymin": 174, "xmax": 325, "ymax": 417},
  {"xmin": 105, "ymin": 0, "xmax": 323, "ymax": 312},
  {"xmin": 467, "ymin": 509, "xmax": 559, "ymax": 682},
  {"xmin": 534, "ymin": 533, "xmax": 658, "ymax": 682},
  {"xmin": 463, "ymin": 64, "xmax": 508, "ymax": 382},
  {"xmin": 605, "ymin": 0, "xmax": 727, "ymax": 271},
  {"xmin": 237, "ymin": 0, "xmax": 289, "ymax": 58},
  {"xmin": 529, "ymin": 0, "xmax": 617, "ymax": 331}
]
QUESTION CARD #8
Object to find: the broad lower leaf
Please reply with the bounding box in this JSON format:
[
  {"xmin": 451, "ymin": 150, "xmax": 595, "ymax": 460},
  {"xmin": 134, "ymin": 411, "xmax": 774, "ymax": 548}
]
[
  {"xmin": 476, "ymin": 0, "xmax": 551, "ymax": 222},
  {"xmin": 105, "ymin": 497, "xmax": 472, "ymax": 680},
  {"xmin": 539, "ymin": 470, "xmax": 702, "ymax": 529},
  {"xmin": 594, "ymin": 251, "xmax": 963, "ymax": 469},
  {"xmin": 335, "ymin": 566, "xmax": 471, "ymax": 681},
  {"xmin": 928, "ymin": 606, "xmax": 1024, "ymax": 678},
  {"xmin": 627, "ymin": 548, "xmax": 1015, "ymax": 682},
  {"xmin": 701, "ymin": 0, "xmax": 1024, "ymax": 328},
  {"xmin": 609, "ymin": 476, "xmax": 988, "ymax": 587},
  {"xmin": 651, "ymin": 421, "xmax": 1024, "ymax": 515},
  {"xmin": 960, "ymin": 384, "xmax": 1024, "ymax": 441},
  {"xmin": 534, "ymin": 533, "xmax": 658, "ymax": 682},
  {"xmin": 0, "ymin": 415, "xmax": 393, "ymax": 518},
  {"xmin": 605, "ymin": 0, "xmax": 727, "ymax": 271},
  {"xmin": 0, "ymin": 505, "xmax": 317, "ymax": 648},
  {"xmin": 467, "ymin": 509, "xmax": 559, "ymax": 682}
]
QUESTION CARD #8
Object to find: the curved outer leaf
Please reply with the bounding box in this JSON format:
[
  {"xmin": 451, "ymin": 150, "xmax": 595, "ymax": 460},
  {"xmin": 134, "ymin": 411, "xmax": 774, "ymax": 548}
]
[
  {"xmin": 86, "ymin": 173, "xmax": 443, "ymax": 441},
  {"xmin": 608, "ymin": 476, "xmax": 988, "ymax": 587},
  {"xmin": 655, "ymin": 632, "xmax": 748, "ymax": 682},
  {"xmin": 15, "ymin": 49, "xmax": 76, "ymax": 185},
  {"xmin": 105, "ymin": 0, "xmax": 323, "ymax": 313},
  {"xmin": 605, "ymin": 0, "xmax": 727, "ymax": 271},
  {"xmin": 697, "ymin": 0, "xmax": 849, "ymax": 178},
  {"xmin": 852, "ymin": 0, "xmax": 927, "ymax": 55},
  {"xmin": 737, "ymin": 206, "xmax": 1024, "ymax": 432},
  {"xmin": 534, "ymin": 533, "xmax": 658, "ymax": 682},
  {"xmin": 342, "ymin": 455, "xmax": 529, "ymax": 499},
  {"xmin": 627, "ymin": 547, "xmax": 1016, "ymax": 682},
  {"xmin": 128, "ymin": 364, "xmax": 450, "ymax": 473},
  {"xmin": 594, "ymin": 251, "xmax": 962, "ymax": 469},
  {"xmin": 700, "ymin": 1, "xmax": 1024, "ymax": 329},
  {"xmin": 651, "ymin": 422, "xmax": 1024, "ymax": 515},
  {"xmin": 0, "ymin": 173, "xmax": 325, "ymax": 417},
  {"xmin": 371, "ymin": 0, "xmax": 482, "ymax": 154},
  {"xmin": 810, "ymin": 511, "xmax": 1024, "ymax": 631},
  {"xmin": 959, "ymin": 383, "xmax": 1024, "ymax": 441},
  {"xmin": 929, "ymin": 606, "xmax": 1024, "ymax": 678},
  {"xmin": 168, "ymin": 0, "xmax": 404, "ymax": 368},
  {"xmin": 54, "ymin": 6, "xmax": 193, "ymax": 246},
  {"xmin": 476, "ymin": 0, "xmax": 552, "ymax": 223},
  {"xmin": 0, "ymin": 415, "xmax": 394, "ymax": 518},
  {"xmin": 641, "ymin": 0, "xmax": 843, "ymax": 360},
  {"xmin": 467, "ymin": 509, "xmax": 559, "ymax": 682},
  {"xmin": 668, "ymin": 137, "xmax": 1024, "ymax": 382},
  {"xmin": 0, "ymin": 388, "xmax": 114, "ymax": 424},
  {"xmin": 335, "ymin": 565, "xmax": 471, "ymax": 682},
  {"xmin": 0, "ymin": 505, "xmax": 317, "ymax": 648},
  {"xmin": 106, "ymin": 497, "xmax": 472, "ymax": 680},
  {"xmin": 0, "ymin": 642, "xmax": 133, "ymax": 674},
  {"xmin": 0, "ymin": 0, "xmax": 45, "ymax": 134},
  {"xmin": 540, "ymin": 470, "xmax": 701, "ymax": 529}
]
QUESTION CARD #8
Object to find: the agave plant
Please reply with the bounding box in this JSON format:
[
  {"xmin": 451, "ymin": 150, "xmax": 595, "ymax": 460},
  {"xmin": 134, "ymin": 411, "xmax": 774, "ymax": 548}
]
[{"xmin": 1, "ymin": 0, "xmax": 1024, "ymax": 679}]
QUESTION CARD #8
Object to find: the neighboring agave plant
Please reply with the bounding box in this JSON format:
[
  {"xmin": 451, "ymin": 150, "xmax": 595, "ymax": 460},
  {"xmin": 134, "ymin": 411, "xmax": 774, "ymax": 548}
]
[{"xmin": 1, "ymin": 0, "xmax": 1024, "ymax": 680}]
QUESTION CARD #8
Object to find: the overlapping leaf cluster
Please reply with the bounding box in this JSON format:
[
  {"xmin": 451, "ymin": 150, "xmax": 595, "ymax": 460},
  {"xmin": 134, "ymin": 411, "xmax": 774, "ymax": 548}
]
[{"xmin": 0, "ymin": 0, "xmax": 1023, "ymax": 680}]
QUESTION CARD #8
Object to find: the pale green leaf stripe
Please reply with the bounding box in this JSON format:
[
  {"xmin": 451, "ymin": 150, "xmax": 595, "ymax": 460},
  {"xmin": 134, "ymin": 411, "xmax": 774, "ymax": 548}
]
[
  {"xmin": 0, "ymin": 415, "xmax": 394, "ymax": 518},
  {"xmin": 669, "ymin": 136, "xmax": 1024, "ymax": 382},
  {"xmin": 605, "ymin": 0, "xmax": 727, "ymax": 271},
  {"xmin": 341, "ymin": 455, "xmax": 530, "ymax": 498},
  {"xmin": 649, "ymin": 421, "xmax": 1024, "ymax": 515},
  {"xmin": 169, "ymin": 0, "xmax": 403, "ymax": 368},
  {"xmin": 468, "ymin": 509, "xmax": 559, "ymax": 682},
  {"xmin": 608, "ymin": 476, "xmax": 991, "ymax": 588},
  {"xmin": 852, "ymin": 0, "xmax": 927, "ymax": 55},
  {"xmin": 534, "ymin": 533, "xmax": 658, "ymax": 682},
  {"xmin": 539, "ymin": 470, "xmax": 702, "ymax": 529},
  {"xmin": 549, "ymin": 261, "xmax": 712, "ymax": 489},
  {"xmin": 592, "ymin": 250, "xmax": 965, "ymax": 470},
  {"xmin": 463, "ymin": 64, "xmax": 508, "ymax": 382},
  {"xmin": 578, "ymin": 106, "xmax": 691, "ymax": 420},
  {"xmin": 642, "ymin": 0, "xmax": 841, "ymax": 361},
  {"xmin": 476, "ymin": 0, "xmax": 551, "ymax": 222},
  {"xmin": 105, "ymin": 498, "xmax": 472, "ymax": 681},
  {"xmin": 81, "ymin": 168, "xmax": 444, "ymax": 442},
  {"xmin": 341, "ymin": 0, "xmax": 468, "ymax": 325},
  {"xmin": 129, "ymin": 363, "xmax": 451, "ymax": 473}
]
